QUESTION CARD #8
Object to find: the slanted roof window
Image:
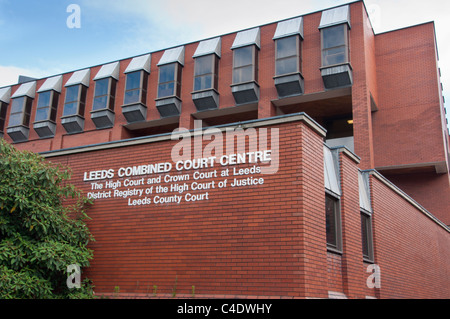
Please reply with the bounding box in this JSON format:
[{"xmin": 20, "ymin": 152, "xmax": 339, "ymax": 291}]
[
  {"xmin": 324, "ymin": 145, "xmax": 341, "ymax": 197},
  {"xmin": 193, "ymin": 37, "xmax": 221, "ymax": 92},
  {"xmin": 275, "ymin": 35, "xmax": 300, "ymax": 76},
  {"xmin": 8, "ymin": 81, "xmax": 36, "ymax": 128},
  {"xmin": 157, "ymin": 63, "xmax": 182, "ymax": 98},
  {"xmin": 35, "ymin": 75, "xmax": 62, "ymax": 124},
  {"xmin": 8, "ymin": 96, "xmax": 32, "ymax": 127},
  {"xmin": 318, "ymin": 5, "xmax": 352, "ymax": 89},
  {"xmin": 358, "ymin": 171, "xmax": 372, "ymax": 213},
  {"xmin": 157, "ymin": 46, "xmax": 184, "ymax": 99},
  {"xmin": 123, "ymin": 55, "xmax": 150, "ymax": 105},
  {"xmin": 231, "ymin": 28, "xmax": 260, "ymax": 84},
  {"xmin": 63, "ymin": 84, "xmax": 87, "ymax": 117},
  {"xmin": 35, "ymin": 90, "xmax": 58, "ymax": 122},
  {"xmin": 323, "ymin": 145, "xmax": 342, "ymax": 252},
  {"xmin": 0, "ymin": 87, "xmax": 11, "ymax": 134},
  {"xmin": 321, "ymin": 24, "xmax": 349, "ymax": 67}
]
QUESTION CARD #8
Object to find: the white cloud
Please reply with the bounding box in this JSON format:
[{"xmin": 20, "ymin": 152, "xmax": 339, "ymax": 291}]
[{"xmin": 0, "ymin": 65, "xmax": 56, "ymax": 88}]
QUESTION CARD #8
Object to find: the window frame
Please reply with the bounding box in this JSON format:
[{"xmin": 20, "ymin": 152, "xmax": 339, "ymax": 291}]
[
  {"xmin": 93, "ymin": 77, "xmax": 117, "ymax": 111},
  {"xmin": 8, "ymin": 96, "xmax": 33, "ymax": 128},
  {"xmin": 123, "ymin": 70, "xmax": 148, "ymax": 106},
  {"xmin": 157, "ymin": 62, "xmax": 182, "ymax": 99},
  {"xmin": 320, "ymin": 23, "xmax": 350, "ymax": 68},
  {"xmin": 325, "ymin": 191, "xmax": 342, "ymax": 253},
  {"xmin": 232, "ymin": 45, "xmax": 258, "ymax": 85},
  {"xmin": 0, "ymin": 101, "xmax": 7, "ymax": 132},
  {"xmin": 62, "ymin": 84, "xmax": 87, "ymax": 118},
  {"xmin": 361, "ymin": 210, "xmax": 374, "ymax": 262},
  {"xmin": 35, "ymin": 90, "xmax": 59, "ymax": 123},
  {"xmin": 193, "ymin": 54, "xmax": 219, "ymax": 92},
  {"xmin": 275, "ymin": 35, "xmax": 302, "ymax": 76}
]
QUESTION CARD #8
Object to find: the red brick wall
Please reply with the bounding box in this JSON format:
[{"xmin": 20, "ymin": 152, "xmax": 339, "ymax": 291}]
[
  {"xmin": 370, "ymin": 173, "xmax": 450, "ymax": 298},
  {"xmin": 39, "ymin": 116, "xmax": 450, "ymax": 299},
  {"xmin": 46, "ymin": 119, "xmax": 329, "ymax": 298},
  {"xmin": 383, "ymin": 171, "xmax": 450, "ymax": 226},
  {"xmin": 373, "ymin": 22, "xmax": 446, "ymax": 168}
]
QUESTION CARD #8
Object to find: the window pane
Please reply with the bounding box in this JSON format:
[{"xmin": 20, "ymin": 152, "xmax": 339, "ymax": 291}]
[
  {"xmin": 195, "ymin": 55, "xmax": 213, "ymax": 76},
  {"xmin": 233, "ymin": 65, "xmax": 253, "ymax": 83},
  {"xmin": 124, "ymin": 89, "xmax": 140, "ymax": 105},
  {"xmin": 95, "ymin": 78, "xmax": 110, "ymax": 97},
  {"xmin": 37, "ymin": 91, "xmax": 52, "ymax": 108},
  {"xmin": 63, "ymin": 102, "xmax": 78, "ymax": 116},
  {"xmin": 10, "ymin": 97, "xmax": 24, "ymax": 113},
  {"xmin": 277, "ymin": 36, "xmax": 297, "ymax": 59},
  {"xmin": 65, "ymin": 86, "xmax": 80, "ymax": 103},
  {"xmin": 159, "ymin": 64, "xmax": 176, "ymax": 83},
  {"xmin": 322, "ymin": 25, "xmax": 345, "ymax": 49},
  {"xmin": 361, "ymin": 213, "xmax": 372, "ymax": 259},
  {"xmin": 8, "ymin": 113, "xmax": 22, "ymax": 126},
  {"xmin": 276, "ymin": 56, "xmax": 298, "ymax": 75},
  {"xmin": 325, "ymin": 195, "xmax": 338, "ymax": 248},
  {"xmin": 126, "ymin": 71, "xmax": 141, "ymax": 91},
  {"xmin": 234, "ymin": 46, "xmax": 253, "ymax": 68},
  {"xmin": 323, "ymin": 47, "xmax": 346, "ymax": 66},
  {"xmin": 194, "ymin": 75, "xmax": 212, "ymax": 91},
  {"xmin": 35, "ymin": 107, "xmax": 49, "ymax": 121},
  {"xmin": 93, "ymin": 96, "xmax": 108, "ymax": 110},
  {"xmin": 158, "ymin": 82, "xmax": 175, "ymax": 98}
]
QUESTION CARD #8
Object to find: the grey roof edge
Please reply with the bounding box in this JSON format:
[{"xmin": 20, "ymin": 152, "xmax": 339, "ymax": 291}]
[{"xmin": 39, "ymin": 111, "xmax": 326, "ymax": 158}]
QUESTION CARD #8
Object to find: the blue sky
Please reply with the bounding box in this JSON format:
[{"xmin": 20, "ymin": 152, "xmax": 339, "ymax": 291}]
[{"xmin": 0, "ymin": 0, "xmax": 449, "ymax": 129}]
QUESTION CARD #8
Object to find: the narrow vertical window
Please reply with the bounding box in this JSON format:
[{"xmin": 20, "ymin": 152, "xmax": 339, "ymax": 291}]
[
  {"xmin": 158, "ymin": 63, "xmax": 182, "ymax": 99},
  {"xmin": 194, "ymin": 54, "xmax": 218, "ymax": 92},
  {"xmin": 321, "ymin": 24, "xmax": 349, "ymax": 67},
  {"xmin": 124, "ymin": 71, "xmax": 147, "ymax": 105},
  {"xmin": 35, "ymin": 90, "xmax": 58, "ymax": 122},
  {"xmin": 63, "ymin": 85, "xmax": 86, "ymax": 117},
  {"xmin": 233, "ymin": 45, "xmax": 258, "ymax": 84},
  {"xmin": 93, "ymin": 77, "xmax": 116, "ymax": 111},
  {"xmin": 325, "ymin": 194, "xmax": 342, "ymax": 251},
  {"xmin": 361, "ymin": 212, "xmax": 374, "ymax": 262},
  {"xmin": 8, "ymin": 97, "xmax": 32, "ymax": 127},
  {"xmin": 275, "ymin": 35, "xmax": 300, "ymax": 76}
]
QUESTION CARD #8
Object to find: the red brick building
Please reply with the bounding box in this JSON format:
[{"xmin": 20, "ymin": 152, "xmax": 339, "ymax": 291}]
[{"xmin": 0, "ymin": 1, "xmax": 449, "ymax": 298}]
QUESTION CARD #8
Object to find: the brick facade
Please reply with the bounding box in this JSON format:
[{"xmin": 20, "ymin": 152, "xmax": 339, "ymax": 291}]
[{"xmin": 1, "ymin": 1, "xmax": 449, "ymax": 298}]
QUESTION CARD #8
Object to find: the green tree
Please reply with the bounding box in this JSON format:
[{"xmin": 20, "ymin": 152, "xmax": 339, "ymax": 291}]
[{"xmin": 0, "ymin": 139, "xmax": 94, "ymax": 299}]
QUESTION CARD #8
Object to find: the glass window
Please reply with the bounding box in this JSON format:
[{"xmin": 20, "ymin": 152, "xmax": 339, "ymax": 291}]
[
  {"xmin": 63, "ymin": 85, "xmax": 86, "ymax": 117},
  {"xmin": 361, "ymin": 212, "xmax": 374, "ymax": 261},
  {"xmin": 194, "ymin": 54, "xmax": 218, "ymax": 91},
  {"xmin": 35, "ymin": 90, "xmax": 58, "ymax": 122},
  {"xmin": 275, "ymin": 36, "xmax": 300, "ymax": 76},
  {"xmin": 8, "ymin": 97, "xmax": 32, "ymax": 127},
  {"xmin": 325, "ymin": 194, "xmax": 341, "ymax": 251},
  {"xmin": 233, "ymin": 46, "xmax": 257, "ymax": 84},
  {"xmin": 321, "ymin": 24, "xmax": 349, "ymax": 67},
  {"xmin": 124, "ymin": 71, "xmax": 147, "ymax": 105},
  {"xmin": 93, "ymin": 78, "xmax": 116, "ymax": 111},
  {"xmin": 158, "ymin": 63, "xmax": 182, "ymax": 98}
]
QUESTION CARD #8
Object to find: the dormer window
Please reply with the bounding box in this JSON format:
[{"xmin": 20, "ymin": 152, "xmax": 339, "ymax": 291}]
[
  {"xmin": 121, "ymin": 55, "xmax": 150, "ymax": 124},
  {"xmin": 155, "ymin": 46, "xmax": 184, "ymax": 118},
  {"xmin": 7, "ymin": 81, "xmax": 36, "ymax": 142},
  {"xmin": 231, "ymin": 28, "xmax": 260, "ymax": 105}
]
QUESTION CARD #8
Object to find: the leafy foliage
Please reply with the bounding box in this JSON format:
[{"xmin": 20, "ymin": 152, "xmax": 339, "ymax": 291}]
[{"xmin": 0, "ymin": 139, "xmax": 94, "ymax": 299}]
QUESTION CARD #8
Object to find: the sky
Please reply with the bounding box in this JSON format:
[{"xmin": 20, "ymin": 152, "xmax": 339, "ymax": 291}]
[{"xmin": 0, "ymin": 0, "xmax": 449, "ymax": 129}]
